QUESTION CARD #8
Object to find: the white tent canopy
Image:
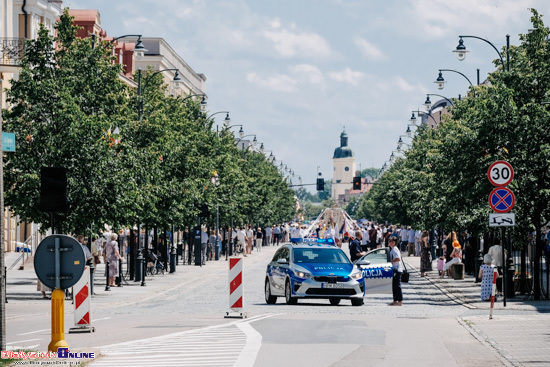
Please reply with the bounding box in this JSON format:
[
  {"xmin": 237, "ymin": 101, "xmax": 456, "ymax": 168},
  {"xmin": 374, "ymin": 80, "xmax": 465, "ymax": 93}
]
[{"xmin": 304, "ymin": 207, "xmax": 360, "ymax": 239}]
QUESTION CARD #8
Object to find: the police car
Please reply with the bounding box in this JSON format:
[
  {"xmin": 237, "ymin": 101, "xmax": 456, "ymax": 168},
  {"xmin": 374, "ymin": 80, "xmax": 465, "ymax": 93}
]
[
  {"xmin": 354, "ymin": 247, "xmax": 393, "ymax": 291},
  {"xmin": 265, "ymin": 240, "xmax": 365, "ymax": 306}
]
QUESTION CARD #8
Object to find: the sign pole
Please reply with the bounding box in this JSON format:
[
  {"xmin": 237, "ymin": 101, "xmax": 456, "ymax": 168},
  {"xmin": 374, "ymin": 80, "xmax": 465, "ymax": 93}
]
[
  {"xmin": 501, "ymin": 227, "xmax": 506, "ymax": 307},
  {"xmin": 0, "ymin": 76, "xmax": 6, "ymax": 351},
  {"xmin": 49, "ymin": 236, "xmax": 68, "ymax": 351}
]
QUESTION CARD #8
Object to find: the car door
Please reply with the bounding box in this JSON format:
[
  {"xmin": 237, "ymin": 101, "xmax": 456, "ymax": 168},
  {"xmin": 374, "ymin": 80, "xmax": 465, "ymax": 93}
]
[
  {"xmin": 268, "ymin": 248, "xmax": 284, "ymax": 295},
  {"xmin": 357, "ymin": 248, "xmax": 393, "ymax": 291}
]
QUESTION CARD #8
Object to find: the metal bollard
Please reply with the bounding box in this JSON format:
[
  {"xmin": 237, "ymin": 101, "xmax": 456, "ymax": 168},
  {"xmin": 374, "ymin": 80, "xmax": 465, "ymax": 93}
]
[
  {"xmin": 141, "ymin": 255, "xmax": 146, "ymax": 286},
  {"xmin": 170, "ymin": 246, "xmax": 176, "ymax": 273},
  {"xmin": 90, "ymin": 264, "xmax": 95, "ymax": 296},
  {"xmin": 105, "ymin": 261, "xmax": 110, "ymax": 291},
  {"xmin": 135, "ymin": 249, "xmax": 143, "ymax": 282},
  {"xmin": 506, "ymin": 256, "xmax": 515, "ymax": 298}
]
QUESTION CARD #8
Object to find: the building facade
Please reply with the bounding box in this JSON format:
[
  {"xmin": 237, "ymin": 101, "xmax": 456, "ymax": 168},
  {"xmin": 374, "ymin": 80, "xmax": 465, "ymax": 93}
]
[
  {"xmin": 331, "ymin": 130, "xmax": 356, "ymax": 201},
  {"xmin": 1, "ymin": 0, "xmax": 63, "ymax": 253}
]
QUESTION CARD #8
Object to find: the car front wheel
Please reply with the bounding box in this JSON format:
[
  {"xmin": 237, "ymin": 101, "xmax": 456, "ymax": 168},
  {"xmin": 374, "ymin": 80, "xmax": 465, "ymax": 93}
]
[
  {"xmin": 285, "ymin": 279, "xmax": 297, "ymax": 305},
  {"xmin": 265, "ymin": 278, "xmax": 277, "ymax": 304},
  {"xmin": 329, "ymin": 298, "xmax": 341, "ymax": 306},
  {"xmin": 351, "ymin": 298, "xmax": 364, "ymax": 306}
]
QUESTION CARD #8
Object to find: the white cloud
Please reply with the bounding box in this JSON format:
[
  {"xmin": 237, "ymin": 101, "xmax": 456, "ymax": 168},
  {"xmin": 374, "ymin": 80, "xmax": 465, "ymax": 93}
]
[
  {"xmin": 393, "ymin": 76, "xmax": 415, "ymax": 92},
  {"xmin": 246, "ymin": 72, "xmax": 297, "ymax": 93},
  {"xmin": 355, "ymin": 37, "xmax": 386, "ymax": 60},
  {"xmin": 263, "ymin": 26, "xmax": 331, "ymax": 58},
  {"xmin": 328, "ymin": 68, "xmax": 365, "ymax": 85},
  {"xmin": 289, "ymin": 64, "xmax": 324, "ymax": 85}
]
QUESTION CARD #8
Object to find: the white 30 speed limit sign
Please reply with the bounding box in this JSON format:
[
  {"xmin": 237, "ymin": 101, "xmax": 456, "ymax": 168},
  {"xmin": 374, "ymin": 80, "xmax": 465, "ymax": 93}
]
[{"xmin": 488, "ymin": 160, "xmax": 514, "ymax": 187}]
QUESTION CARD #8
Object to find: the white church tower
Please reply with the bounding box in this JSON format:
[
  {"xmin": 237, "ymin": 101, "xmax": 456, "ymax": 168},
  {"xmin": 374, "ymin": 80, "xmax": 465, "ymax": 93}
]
[{"xmin": 332, "ymin": 129, "xmax": 356, "ymax": 201}]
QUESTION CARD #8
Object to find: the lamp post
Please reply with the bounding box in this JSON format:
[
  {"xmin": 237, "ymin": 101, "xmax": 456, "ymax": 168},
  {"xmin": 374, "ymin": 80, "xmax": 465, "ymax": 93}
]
[
  {"xmin": 424, "ymin": 94, "xmax": 454, "ymax": 110},
  {"xmin": 435, "ymin": 69, "xmax": 477, "ymax": 96},
  {"xmin": 454, "ymin": 35, "xmax": 510, "ymax": 72},
  {"xmin": 112, "ymin": 35, "xmax": 148, "ymax": 60},
  {"xmin": 410, "ymin": 110, "xmax": 438, "ymax": 127},
  {"xmin": 137, "ymin": 68, "xmax": 184, "ymax": 122}
]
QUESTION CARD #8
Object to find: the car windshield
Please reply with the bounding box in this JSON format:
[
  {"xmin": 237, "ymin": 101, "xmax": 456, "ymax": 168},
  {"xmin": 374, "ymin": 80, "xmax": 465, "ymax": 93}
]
[{"xmin": 293, "ymin": 248, "xmax": 351, "ymax": 264}]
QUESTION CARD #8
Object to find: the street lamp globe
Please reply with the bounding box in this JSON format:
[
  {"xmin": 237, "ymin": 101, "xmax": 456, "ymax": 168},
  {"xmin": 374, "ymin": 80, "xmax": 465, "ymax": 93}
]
[
  {"xmin": 133, "ymin": 36, "xmax": 148, "ymax": 60},
  {"xmin": 200, "ymin": 96, "xmax": 208, "ymax": 112},
  {"xmin": 259, "ymin": 142, "xmax": 264, "ymax": 153},
  {"xmin": 238, "ymin": 126, "xmax": 244, "ymax": 138},
  {"xmin": 409, "ymin": 112, "xmax": 417, "ymax": 125},
  {"xmin": 453, "ymin": 37, "xmax": 469, "ymax": 61},
  {"xmin": 172, "ymin": 70, "xmax": 183, "ymax": 85},
  {"xmin": 224, "ymin": 113, "xmax": 231, "ymax": 126},
  {"xmin": 406, "ymin": 125, "xmax": 412, "ymax": 137},
  {"xmin": 252, "ymin": 136, "xmax": 257, "ymax": 146},
  {"xmin": 435, "ymin": 71, "xmax": 446, "ymax": 90},
  {"xmin": 424, "ymin": 95, "xmax": 432, "ymax": 110}
]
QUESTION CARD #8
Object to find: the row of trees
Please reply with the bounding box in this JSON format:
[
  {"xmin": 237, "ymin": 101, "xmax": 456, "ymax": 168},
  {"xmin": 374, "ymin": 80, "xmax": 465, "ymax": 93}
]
[
  {"xmin": 358, "ymin": 9, "xmax": 549, "ymax": 237},
  {"xmin": 3, "ymin": 10, "xmax": 296, "ymax": 234},
  {"xmin": 357, "ymin": 9, "xmax": 549, "ymax": 295}
]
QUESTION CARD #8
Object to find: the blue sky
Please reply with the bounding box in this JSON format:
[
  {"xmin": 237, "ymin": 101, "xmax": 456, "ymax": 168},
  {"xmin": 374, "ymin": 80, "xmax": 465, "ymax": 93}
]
[{"xmin": 67, "ymin": 0, "xmax": 550, "ymax": 191}]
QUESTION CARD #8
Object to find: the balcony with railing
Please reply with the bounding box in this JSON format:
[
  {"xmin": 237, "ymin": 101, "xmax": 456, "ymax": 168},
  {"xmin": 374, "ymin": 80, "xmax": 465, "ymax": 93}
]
[{"xmin": 0, "ymin": 38, "xmax": 25, "ymax": 67}]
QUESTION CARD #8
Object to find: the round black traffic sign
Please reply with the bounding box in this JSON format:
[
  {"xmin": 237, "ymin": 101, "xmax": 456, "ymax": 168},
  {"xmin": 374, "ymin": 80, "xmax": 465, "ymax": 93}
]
[
  {"xmin": 487, "ymin": 160, "xmax": 514, "ymax": 187},
  {"xmin": 489, "ymin": 187, "xmax": 515, "ymax": 213},
  {"xmin": 34, "ymin": 234, "xmax": 85, "ymax": 290}
]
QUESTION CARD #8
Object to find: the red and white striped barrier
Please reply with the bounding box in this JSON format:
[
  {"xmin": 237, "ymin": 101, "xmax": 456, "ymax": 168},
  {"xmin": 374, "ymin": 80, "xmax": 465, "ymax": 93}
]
[
  {"xmin": 69, "ymin": 266, "xmax": 95, "ymax": 333},
  {"xmin": 225, "ymin": 257, "xmax": 246, "ymax": 318},
  {"xmin": 489, "ymin": 267, "xmax": 499, "ymax": 320}
]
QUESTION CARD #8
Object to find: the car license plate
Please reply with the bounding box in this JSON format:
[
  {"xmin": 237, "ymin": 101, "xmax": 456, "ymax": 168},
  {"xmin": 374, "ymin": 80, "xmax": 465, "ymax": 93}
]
[{"xmin": 323, "ymin": 283, "xmax": 344, "ymax": 288}]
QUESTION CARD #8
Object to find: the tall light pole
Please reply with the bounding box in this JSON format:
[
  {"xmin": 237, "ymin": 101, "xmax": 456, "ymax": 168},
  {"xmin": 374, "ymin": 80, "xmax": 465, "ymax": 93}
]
[
  {"xmin": 434, "ymin": 68, "xmax": 477, "ymax": 97},
  {"xmin": 453, "ymin": 35, "xmax": 510, "ymax": 72}
]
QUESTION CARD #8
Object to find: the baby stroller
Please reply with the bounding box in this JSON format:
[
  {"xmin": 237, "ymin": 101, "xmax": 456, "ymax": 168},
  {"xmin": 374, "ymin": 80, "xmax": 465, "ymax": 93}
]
[{"xmin": 146, "ymin": 251, "xmax": 165, "ymax": 275}]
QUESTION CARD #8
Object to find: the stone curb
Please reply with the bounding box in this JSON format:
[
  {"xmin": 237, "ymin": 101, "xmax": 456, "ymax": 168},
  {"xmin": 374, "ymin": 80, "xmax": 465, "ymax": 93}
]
[{"xmin": 457, "ymin": 316, "xmax": 522, "ymax": 367}]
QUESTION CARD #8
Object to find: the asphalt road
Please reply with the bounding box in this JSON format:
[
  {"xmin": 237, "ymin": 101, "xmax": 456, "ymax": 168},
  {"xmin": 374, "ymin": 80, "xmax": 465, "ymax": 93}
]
[{"xmin": 6, "ymin": 244, "xmax": 505, "ymax": 366}]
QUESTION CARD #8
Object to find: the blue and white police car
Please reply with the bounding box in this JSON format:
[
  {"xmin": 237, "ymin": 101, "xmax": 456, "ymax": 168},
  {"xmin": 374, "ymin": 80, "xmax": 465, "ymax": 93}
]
[
  {"xmin": 354, "ymin": 247, "xmax": 393, "ymax": 292},
  {"xmin": 265, "ymin": 240, "xmax": 365, "ymax": 306}
]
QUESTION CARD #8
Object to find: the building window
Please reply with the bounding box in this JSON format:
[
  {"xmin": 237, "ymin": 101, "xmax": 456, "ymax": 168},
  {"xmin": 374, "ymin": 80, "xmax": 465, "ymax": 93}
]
[
  {"xmin": 336, "ymin": 180, "xmax": 341, "ymax": 183},
  {"xmin": 344, "ymin": 166, "xmax": 349, "ymax": 172}
]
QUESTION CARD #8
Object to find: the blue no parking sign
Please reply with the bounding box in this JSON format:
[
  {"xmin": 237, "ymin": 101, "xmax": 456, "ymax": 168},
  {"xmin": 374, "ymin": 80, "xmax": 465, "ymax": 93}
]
[{"xmin": 489, "ymin": 187, "xmax": 515, "ymax": 213}]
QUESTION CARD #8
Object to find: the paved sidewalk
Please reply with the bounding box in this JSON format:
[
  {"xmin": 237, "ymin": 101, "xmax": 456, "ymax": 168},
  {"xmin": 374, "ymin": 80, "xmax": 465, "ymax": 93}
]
[{"xmin": 404, "ymin": 254, "xmax": 550, "ymax": 367}]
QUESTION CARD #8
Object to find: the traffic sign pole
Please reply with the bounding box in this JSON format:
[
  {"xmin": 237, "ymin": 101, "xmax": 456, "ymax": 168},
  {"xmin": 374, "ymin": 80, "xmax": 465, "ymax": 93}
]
[{"xmin": 48, "ymin": 289, "xmax": 69, "ymax": 352}]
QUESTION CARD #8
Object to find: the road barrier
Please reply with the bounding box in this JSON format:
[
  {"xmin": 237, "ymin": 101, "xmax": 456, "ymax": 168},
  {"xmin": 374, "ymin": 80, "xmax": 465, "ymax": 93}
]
[
  {"xmin": 225, "ymin": 257, "xmax": 246, "ymax": 318},
  {"xmin": 69, "ymin": 266, "xmax": 94, "ymax": 333}
]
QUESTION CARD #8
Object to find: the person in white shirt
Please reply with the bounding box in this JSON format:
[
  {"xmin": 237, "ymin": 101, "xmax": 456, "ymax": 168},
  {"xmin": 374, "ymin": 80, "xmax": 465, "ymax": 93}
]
[
  {"xmin": 488, "ymin": 241, "xmax": 503, "ymax": 293},
  {"xmin": 246, "ymin": 226, "xmax": 254, "ymax": 254},
  {"xmin": 389, "ymin": 237, "xmax": 403, "ymax": 306},
  {"xmin": 200, "ymin": 226, "xmax": 209, "ymax": 265},
  {"xmin": 290, "ymin": 226, "xmax": 301, "ymax": 243},
  {"xmin": 265, "ymin": 226, "xmax": 272, "ymax": 246},
  {"xmin": 273, "ymin": 226, "xmax": 281, "ymax": 246},
  {"xmin": 407, "ymin": 227, "xmax": 415, "ymax": 256},
  {"xmin": 399, "ymin": 226, "xmax": 409, "ymax": 253},
  {"xmin": 414, "ymin": 230, "xmax": 422, "ymax": 258},
  {"xmin": 236, "ymin": 228, "xmax": 247, "ymax": 256},
  {"xmin": 361, "ymin": 227, "xmax": 369, "ymax": 251}
]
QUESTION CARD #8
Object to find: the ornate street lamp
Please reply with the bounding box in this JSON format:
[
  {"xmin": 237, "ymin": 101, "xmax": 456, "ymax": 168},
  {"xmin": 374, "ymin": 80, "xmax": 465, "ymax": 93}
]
[
  {"xmin": 113, "ymin": 34, "xmax": 148, "ymax": 60},
  {"xmin": 453, "ymin": 35, "xmax": 510, "ymax": 71}
]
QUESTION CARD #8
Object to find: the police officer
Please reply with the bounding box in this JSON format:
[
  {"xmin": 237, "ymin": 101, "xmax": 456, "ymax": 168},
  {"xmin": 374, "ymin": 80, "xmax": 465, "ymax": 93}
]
[{"xmin": 349, "ymin": 231, "xmax": 366, "ymax": 262}]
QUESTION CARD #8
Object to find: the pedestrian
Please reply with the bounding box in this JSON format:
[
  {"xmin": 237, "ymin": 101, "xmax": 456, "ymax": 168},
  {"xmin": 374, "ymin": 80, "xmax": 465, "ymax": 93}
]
[
  {"xmin": 399, "ymin": 226, "xmax": 408, "ymax": 253},
  {"xmin": 368, "ymin": 225, "xmax": 377, "ymax": 250},
  {"xmin": 407, "ymin": 227, "xmax": 415, "ymax": 256},
  {"xmin": 437, "ymin": 248, "xmax": 447, "ymax": 278},
  {"xmin": 265, "ymin": 225, "xmax": 272, "ymax": 246},
  {"xmin": 443, "ymin": 240, "xmax": 462, "ymax": 277},
  {"xmin": 420, "ymin": 230, "xmax": 432, "ymax": 277},
  {"xmin": 479, "ymin": 254, "xmax": 495, "ymax": 301},
  {"xmin": 208, "ymin": 230, "xmax": 217, "ymax": 261},
  {"xmin": 255, "ymin": 227, "xmax": 263, "ymax": 251},
  {"xmin": 349, "ymin": 231, "xmax": 366, "ymax": 262},
  {"xmin": 388, "ymin": 237, "xmax": 403, "ymax": 306},
  {"xmin": 414, "ymin": 229, "xmax": 422, "ymax": 258},
  {"xmin": 237, "ymin": 227, "xmax": 247, "ymax": 256},
  {"xmin": 105, "ymin": 233, "xmax": 123, "ymax": 287},
  {"xmin": 37, "ymin": 278, "xmax": 50, "ymax": 299},
  {"xmin": 200, "ymin": 226, "xmax": 208, "ymax": 265},
  {"xmin": 246, "ymin": 226, "xmax": 254, "ymax": 254},
  {"xmin": 361, "ymin": 226, "xmax": 369, "ymax": 252},
  {"xmin": 273, "ymin": 225, "xmax": 281, "ymax": 246},
  {"xmin": 488, "ymin": 240, "xmax": 503, "ymax": 294}
]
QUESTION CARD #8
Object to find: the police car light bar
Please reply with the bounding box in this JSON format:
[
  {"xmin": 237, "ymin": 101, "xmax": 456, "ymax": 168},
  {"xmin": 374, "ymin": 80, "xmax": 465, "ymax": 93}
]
[{"xmin": 291, "ymin": 238, "xmax": 335, "ymax": 245}]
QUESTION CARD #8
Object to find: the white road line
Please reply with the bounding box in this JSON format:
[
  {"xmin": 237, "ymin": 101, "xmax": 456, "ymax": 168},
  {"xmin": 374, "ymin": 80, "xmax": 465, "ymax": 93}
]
[
  {"xmin": 91, "ymin": 313, "xmax": 279, "ymax": 367},
  {"xmin": 6, "ymin": 338, "xmax": 40, "ymax": 345},
  {"xmin": 17, "ymin": 328, "xmax": 50, "ymax": 336}
]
